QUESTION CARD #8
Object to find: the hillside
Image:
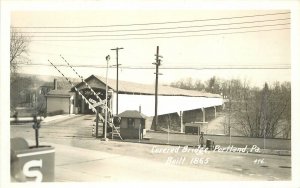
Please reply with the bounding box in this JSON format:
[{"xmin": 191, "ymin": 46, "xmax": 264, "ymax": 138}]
[{"xmin": 14, "ymin": 73, "xmax": 82, "ymax": 90}]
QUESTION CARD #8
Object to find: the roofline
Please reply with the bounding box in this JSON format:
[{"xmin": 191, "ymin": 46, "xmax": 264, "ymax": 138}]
[
  {"xmin": 117, "ymin": 110, "xmax": 147, "ymax": 119},
  {"xmin": 45, "ymin": 95, "xmax": 71, "ymax": 98},
  {"xmin": 117, "ymin": 91, "xmax": 221, "ymax": 98},
  {"xmin": 73, "ymin": 74, "xmax": 222, "ymax": 98},
  {"xmin": 71, "ymin": 74, "xmax": 113, "ymax": 91}
]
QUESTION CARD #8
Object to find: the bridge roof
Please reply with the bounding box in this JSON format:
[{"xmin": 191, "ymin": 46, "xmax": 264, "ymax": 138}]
[{"xmin": 73, "ymin": 75, "xmax": 222, "ymax": 98}]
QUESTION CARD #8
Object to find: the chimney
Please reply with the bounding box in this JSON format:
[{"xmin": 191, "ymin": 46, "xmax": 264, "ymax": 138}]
[
  {"xmin": 139, "ymin": 105, "xmax": 141, "ymax": 113},
  {"xmin": 53, "ymin": 79, "xmax": 58, "ymax": 90}
]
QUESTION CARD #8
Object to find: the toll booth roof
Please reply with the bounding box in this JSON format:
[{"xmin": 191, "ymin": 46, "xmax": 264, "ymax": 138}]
[{"xmin": 117, "ymin": 110, "xmax": 147, "ymax": 119}]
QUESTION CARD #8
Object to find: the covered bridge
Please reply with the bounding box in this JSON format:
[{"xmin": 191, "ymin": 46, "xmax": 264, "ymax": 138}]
[{"xmin": 70, "ymin": 75, "xmax": 223, "ymax": 132}]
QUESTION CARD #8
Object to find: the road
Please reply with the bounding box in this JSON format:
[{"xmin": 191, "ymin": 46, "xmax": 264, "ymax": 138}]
[{"xmin": 10, "ymin": 114, "xmax": 291, "ymax": 181}]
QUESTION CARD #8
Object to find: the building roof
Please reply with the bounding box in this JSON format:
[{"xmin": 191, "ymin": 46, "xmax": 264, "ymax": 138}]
[
  {"xmin": 78, "ymin": 75, "xmax": 221, "ymax": 98},
  {"xmin": 117, "ymin": 110, "xmax": 147, "ymax": 119},
  {"xmin": 40, "ymin": 82, "xmax": 54, "ymax": 88},
  {"xmin": 46, "ymin": 89, "xmax": 73, "ymax": 97}
]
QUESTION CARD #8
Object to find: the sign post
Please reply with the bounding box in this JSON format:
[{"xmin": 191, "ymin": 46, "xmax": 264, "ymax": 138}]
[
  {"xmin": 10, "ymin": 116, "xmax": 55, "ymax": 182},
  {"xmin": 193, "ymin": 122, "xmax": 208, "ymax": 146}
]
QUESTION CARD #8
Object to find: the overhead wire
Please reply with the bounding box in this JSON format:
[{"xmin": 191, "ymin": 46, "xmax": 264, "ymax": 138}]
[
  {"xmin": 29, "ymin": 50, "xmax": 103, "ymax": 59},
  {"xmin": 11, "ymin": 12, "xmax": 289, "ymax": 29},
  {"xmin": 11, "ymin": 11, "xmax": 290, "ymax": 42},
  {"xmin": 21, "ymin": 23, "xmax": 290, "ymax": 38},
  {"xmin": 18, "ymin": 62, "xmax": 291, "ymax": 70},
  {"xmin": 27, "ymin": 27, "xmax": 290, "ymax": 41},
  {"xmin": 13, "ymin": 18, "xmax": 290, "ymax": 34},
  {"xmin": 12, "ymin": 12, "xmax": 290, "ymax": 69}
]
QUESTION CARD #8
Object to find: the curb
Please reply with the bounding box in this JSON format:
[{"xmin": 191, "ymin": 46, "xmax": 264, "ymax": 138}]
[
  {"xmin": 42, "ymin": 114, "xmax": 78, "ymax": 123},
  {"xmin": 259, "ymin": 149, "xmax": 291, "ymax": 156}
]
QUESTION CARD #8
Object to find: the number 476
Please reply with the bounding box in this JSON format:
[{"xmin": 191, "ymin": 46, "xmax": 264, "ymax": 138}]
[{"xmin": 253, "ymin": 158, "xmax": 264, "ymax": 165}]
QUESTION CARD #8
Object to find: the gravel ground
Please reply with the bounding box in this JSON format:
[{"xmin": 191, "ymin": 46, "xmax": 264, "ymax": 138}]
[{"xmin": 10, "ymin": 114, "xmax": 291, "ymax": 181}]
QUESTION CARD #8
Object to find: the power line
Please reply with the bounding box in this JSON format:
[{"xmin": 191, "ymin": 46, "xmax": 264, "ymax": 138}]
[
  {"xmin": 23, "ymin": 23, "xmax": 290, "ymax": 38},
  {"xmin": 29, "ymin": 50, "xmax": 103, "ymax": 59},
  {"xmin": 18, "ymin": 63, "xmax": 291, "ymax": 69},
  {"xmin": 19, "ymin": 62, "xmax": 291, "ymax": 67},
  {"xmin": 28, "ymin": 27, "xmax": 290, "ymax": 42},
  {"xmin": 13, "ymin": 18, "xmax": 290, "ymax": 34},
  {"xmin": 25, "ymin": 21, "xmax": 288, "ymax": 49},
  {"xmin": 32, "ymin": 42, "xmax": 102, "ymax": 53},
  {"xmin": 12, "ymin": 12, "xmax": 289, "ymax": 29}
]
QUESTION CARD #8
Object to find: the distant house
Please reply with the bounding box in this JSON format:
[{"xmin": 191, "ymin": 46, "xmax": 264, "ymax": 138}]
[
  {"xmin": 45, "ymin": 80, "xmax": 75, "ymax": 116},
  {"xmin": 39, "ymin": 83, "xmax": 53, "ymax": 96}
]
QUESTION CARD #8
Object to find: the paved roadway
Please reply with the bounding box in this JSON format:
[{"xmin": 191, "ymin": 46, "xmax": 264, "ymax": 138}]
[{"xmin": 10, "ymin": 115, "xmax": 291, "ymax": 182}]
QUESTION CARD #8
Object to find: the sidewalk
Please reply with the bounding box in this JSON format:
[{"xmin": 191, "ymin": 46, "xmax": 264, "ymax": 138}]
[
  {"xmin": 42, "ymin": 114, "xmax": 79, "ymax": 123},
  {"xmin": 46, "ymin": 141, "xmax": 258, "ymax": 182}
]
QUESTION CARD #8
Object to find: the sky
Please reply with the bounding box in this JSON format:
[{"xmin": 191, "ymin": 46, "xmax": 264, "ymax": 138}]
[{"xmin": 10, "ymin": 9, "xmax": 291, "ymax": 88}]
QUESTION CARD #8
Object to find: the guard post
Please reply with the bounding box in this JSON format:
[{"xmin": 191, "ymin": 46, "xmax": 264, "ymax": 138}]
[
  {"xmin": 193, "ymin": 121, "xmax": 208, "ymax": 146},
  {"xmin": 10, "ymin": 116, "xmax": 55, "ymax": 182}
]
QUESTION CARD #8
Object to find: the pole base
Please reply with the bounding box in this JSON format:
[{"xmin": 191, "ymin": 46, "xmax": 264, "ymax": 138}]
[{"xmin": 101, "ymin": 138, "xmax": 109, "ymax": 141}]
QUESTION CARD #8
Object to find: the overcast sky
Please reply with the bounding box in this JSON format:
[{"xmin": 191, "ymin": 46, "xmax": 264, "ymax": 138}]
[{"xmin": 10, "ymin": 9, "xmax": 291, "ymax": 87}]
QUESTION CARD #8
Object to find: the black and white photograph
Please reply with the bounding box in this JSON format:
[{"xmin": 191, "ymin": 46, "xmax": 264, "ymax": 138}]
[{"xmin": 1, "ymin": 1, "xmax": 300, "ymax": 188}]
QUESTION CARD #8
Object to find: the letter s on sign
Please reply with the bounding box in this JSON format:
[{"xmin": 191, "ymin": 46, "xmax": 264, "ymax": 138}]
[{"xmin": 22, "ymin": 159, "xmax": 43, "ymax": 182}]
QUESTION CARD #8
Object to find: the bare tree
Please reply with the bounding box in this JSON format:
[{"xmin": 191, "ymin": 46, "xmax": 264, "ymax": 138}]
[
  {"xmin": 170, "ymin": 77, "xmax": 195, "ymax": 90},
  {"xmin": 10, "ymin": 27, "xmax": 30, "ymax": 82},
  {"xmin": 170, "ymin": 76, "xmax": 291, "ymax": 138},
  {"xmin": 194, "ymin": 80, "xmax": 205, "ymax": 91},
  {"xmin": 171, "ymin": 76, "xmax": 221, "ymax": 93},
  {"xmin": 10, "ymin": 27, "xmax": 31, "ymax": 112},
  {"xmin": 228, "ymin": 81, "xmax": 291, "ymax": 138},
  {"xmin": 10, "ymin": 76, "xmax": 35, "ymax": 111},
  {"xmin": 206, "ymin": 76, "xmax": 222, "ymax": 94},
  {"xmin": 265, "ymin": 82, "xmax": 291, "ymax": 138}
]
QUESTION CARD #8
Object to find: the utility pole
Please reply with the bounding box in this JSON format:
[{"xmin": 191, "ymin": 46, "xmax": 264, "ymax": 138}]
[
  {"xmin": 111, "ymin": 47, "xmax": 124, "ymax": 115},
  {"xmin": 95, "ymin": 106, "xmax": 99, "ymax": 138},
  {"xmin": 103, "ymin": 55, "xmax": 110, "ymax": 141},
  {"xmin": 152, "ymin": 46, "xmax": 163, "ymax": 131}
]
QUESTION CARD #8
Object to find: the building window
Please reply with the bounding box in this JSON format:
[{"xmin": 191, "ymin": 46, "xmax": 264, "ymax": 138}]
[
  {"xmin": 128, "ymin": 118, "xmax": 135, "ymax": 129},
  {"xmin": 120, "ymin": 119, "xmax": 127, "ymax": 128}
]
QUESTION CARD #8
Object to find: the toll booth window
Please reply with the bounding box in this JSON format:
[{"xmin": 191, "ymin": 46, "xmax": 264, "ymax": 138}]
[
  {"xmin": 134, "ymin": 119, "xmax": 141, "ymax": 129},
  {"xmin": 120, "ymin": 119, "xmax": 127, "ymax": 128},
  {"xmin": 128, "ymin": 118, "xmax": 135, "ymax": 129}
]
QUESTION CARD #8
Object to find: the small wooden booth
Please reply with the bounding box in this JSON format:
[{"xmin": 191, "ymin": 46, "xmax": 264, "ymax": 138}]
[{"xmin": 117, "ymin": 110, "xmax": 147, "ymax": 139}]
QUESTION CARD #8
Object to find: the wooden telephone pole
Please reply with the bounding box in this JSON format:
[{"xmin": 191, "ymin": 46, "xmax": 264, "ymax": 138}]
[
  {"xmin": 153, "ymin": 46, "xmax": 163, "ymax": 131},
  {"xmin": 111, "ymin": 47, "xmax": 124, "ymax": 115}
]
